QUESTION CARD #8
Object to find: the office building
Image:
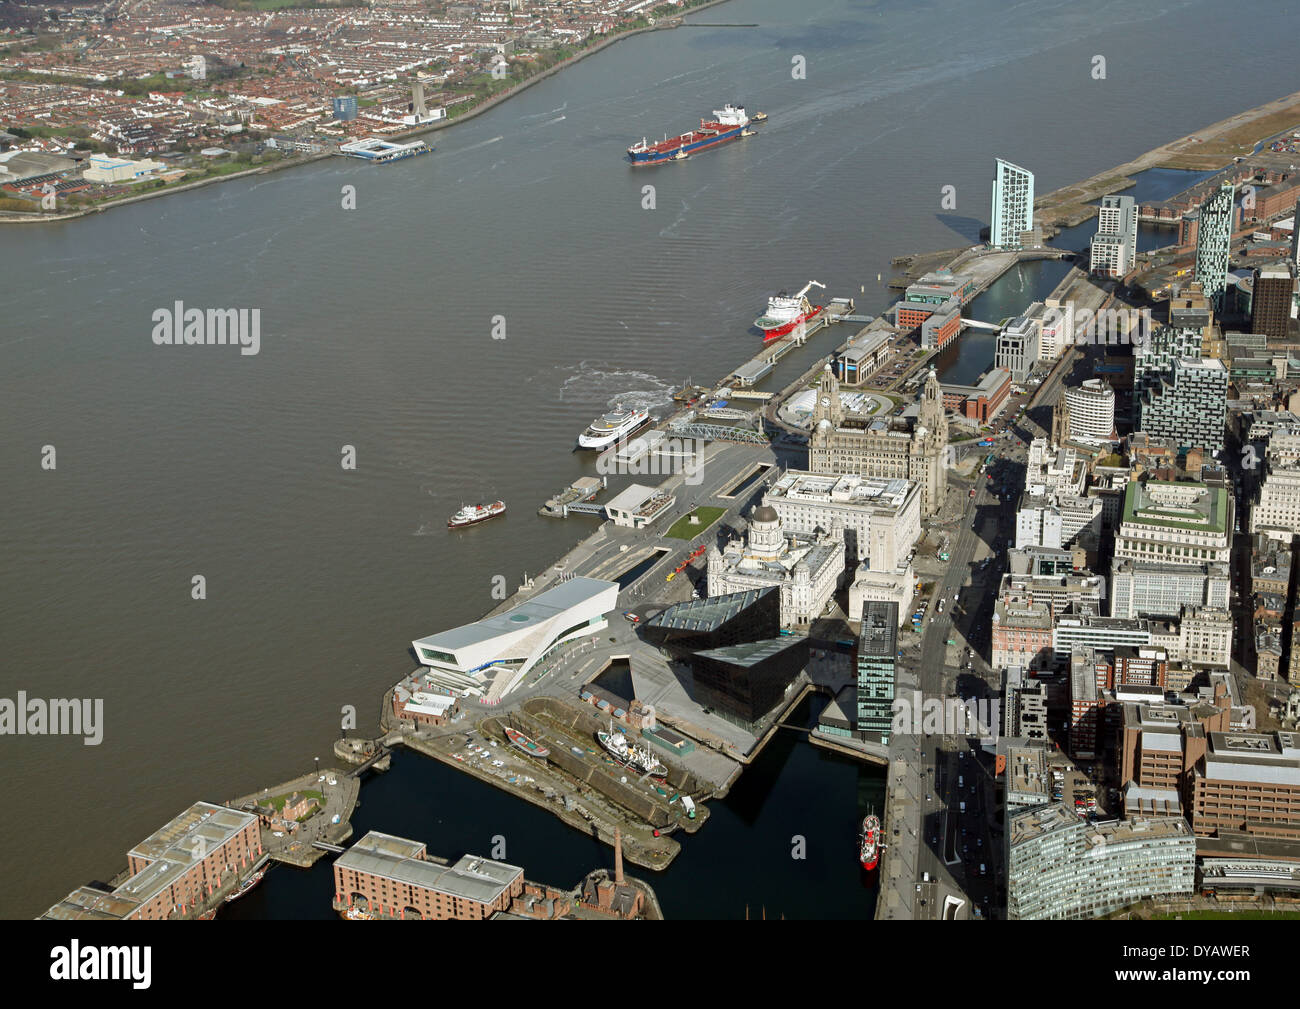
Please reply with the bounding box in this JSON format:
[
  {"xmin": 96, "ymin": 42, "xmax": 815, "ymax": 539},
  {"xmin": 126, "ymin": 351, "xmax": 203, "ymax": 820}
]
[
  {"xmin": 995, "ymin": 311, "xmax": 1041, "ymax": 382},
  {"xmin": 855, "ymin": 601, "xmax": 898, "ymax": 746},
  {"xmin": 1252, "ymin": 262, "xmax": 1295, "ymax": 341},
  {"xmin": 1090, "ymin": 194, "xmax": 1138, "ymax": 277},
  {"xmin": 689, "ymin": 635, "xmax": 810, "ymax": 728},
  {"xmin": 706, "ymin": 505, "xmax": 845, "ymax": 626},
  {"xmin": 1194, "ymin": 183, "xmax": 1236, "ymax": 312},
  {"xmin": 1136, "ymin": 356, "xmax": 1228, "ymax": 453},
  {"xmin": 809, "ymin": 366, "xmax": 949, "ymax": 516},
  {"xmin": 762, "ymin": 471, "xmax": 921, "ymax": 568},
  {"xmin": 1063, "ymin": 379, "xmax": 1116, "ymax": 441},
  {"xmin": 1007, "ymin": 805, "xmax": 1195, "ymax": 920},
  {"xmin": 990, "ymin": 157, "xmax": 1035, "ymax": 249},
  {"xmin": 1003, "ymin": 666, "xmax": 1049, "ymax": 743},
  {"xmin": 1190, "ymin": 731, "xmax": 1300, "ymax": 839},
  {"xmin": 993, "ymin": 596, "xmax": 1056, "ymax": 670},
  {"xmin": 1252, "ymin": 464, "xmax": 1300, "ymax": 540},
  {"xmin": 642, "ymin": 586, "xmax": 780, "ymax": 657},
  {"xmin": 1110, "ymin": 559, "xmax": 1231, "ymax": 620},
  {"xmin": 1114, "ymin": 480, "xmax": 1232, "ymax": 568}
]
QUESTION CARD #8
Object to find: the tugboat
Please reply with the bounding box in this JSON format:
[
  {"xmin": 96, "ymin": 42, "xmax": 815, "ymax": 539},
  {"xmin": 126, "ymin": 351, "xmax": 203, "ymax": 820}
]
[
  {"xmin": 447, "ymin": 500, "xmax": 506, "ymax": 529},
  {"xmin": 860, "ymin": 812, "xmax": 881, "ymax": 871}
]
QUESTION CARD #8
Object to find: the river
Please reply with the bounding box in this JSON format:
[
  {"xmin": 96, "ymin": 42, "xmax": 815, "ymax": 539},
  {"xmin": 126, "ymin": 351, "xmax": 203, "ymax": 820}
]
[{"xmin": 2, "ymin": 0, "xmax": 1297, "ymax": 917}]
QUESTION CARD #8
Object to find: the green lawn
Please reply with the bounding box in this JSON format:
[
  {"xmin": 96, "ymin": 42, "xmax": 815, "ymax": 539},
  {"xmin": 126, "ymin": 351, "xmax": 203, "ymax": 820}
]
[
  {"xmin": 664, "ymin": 507, "xmax": 726, "ymax": 540},
  {"xmin": 263, "ymin": 788, "xmax": 323, "ymax": 811}
]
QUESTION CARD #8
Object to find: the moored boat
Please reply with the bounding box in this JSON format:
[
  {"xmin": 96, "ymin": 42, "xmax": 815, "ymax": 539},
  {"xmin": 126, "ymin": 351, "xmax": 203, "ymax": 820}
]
[
  {"xmin": 597, "ymin": 728, "xmax": 668, "ymax": 778},
  {"xmin": 504, "ymin": 726, "xmax": 550, "ymax": 759},
  {"xmin": 577, "ymin": 406, "xmax": 652, "ymax": 449},
  {"xmin": 860, "ymin": 812, "xmax": 881, "ymax": 871},
  {"xmin": 755, "ymin": 280, "xmax": 827, "ymax": 342},
  {"xmin": 224, "ymin": 865, "xmax": 267, "ymax": 903}
]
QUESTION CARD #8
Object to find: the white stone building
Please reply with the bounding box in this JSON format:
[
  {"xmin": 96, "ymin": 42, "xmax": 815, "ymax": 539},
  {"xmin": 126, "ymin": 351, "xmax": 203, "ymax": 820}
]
[{"xmin": 706, "ymin": 505, "xmax": 845, "ymax": 627}]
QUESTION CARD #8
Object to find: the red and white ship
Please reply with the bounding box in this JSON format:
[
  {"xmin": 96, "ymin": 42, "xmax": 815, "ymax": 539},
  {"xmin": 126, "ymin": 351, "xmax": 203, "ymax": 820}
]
[
  {"xmin": 448, "ymin": 501, "xmax": 506, "ymax": 529},
  {"xmin": 755, "ymin": 280, "xmax": 826, "ymax": 341},
  {"xmin": 860, "ymin": 812, "xmax": 881, "ymax": 871}
]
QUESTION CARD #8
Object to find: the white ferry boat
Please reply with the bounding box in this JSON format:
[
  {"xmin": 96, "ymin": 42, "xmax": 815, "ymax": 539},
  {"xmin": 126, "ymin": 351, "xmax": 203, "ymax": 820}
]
[{"xmin": 577, "ymin": 406, "xmax": 652, "ymax": 449}]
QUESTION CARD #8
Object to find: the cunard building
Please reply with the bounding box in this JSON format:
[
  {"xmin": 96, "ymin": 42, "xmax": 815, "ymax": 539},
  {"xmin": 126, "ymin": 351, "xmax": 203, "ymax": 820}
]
[{"xmin": 809, "ymin": 365, "xmax": 949, "ymax": 516}]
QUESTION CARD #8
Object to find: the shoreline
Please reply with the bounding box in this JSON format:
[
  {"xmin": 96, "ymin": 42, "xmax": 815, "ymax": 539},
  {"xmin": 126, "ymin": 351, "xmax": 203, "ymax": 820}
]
[
  {"xmin": 30, "ymin": 71, "xmax": 1300, "ymax": 916},
  {"xmin": 0, "ymin": 0, "xmax": 738, "ymax": 226}
]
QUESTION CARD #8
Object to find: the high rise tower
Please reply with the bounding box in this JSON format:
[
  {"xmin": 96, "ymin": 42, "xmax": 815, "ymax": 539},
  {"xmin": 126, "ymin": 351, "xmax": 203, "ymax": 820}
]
[
  {"xmin": 990, "ymin": 158, "xmax": 1035, "ymax": 249},
  {"xmin": 1194, "ymin": 183, "xmax": 1236, "ymax": 312}
]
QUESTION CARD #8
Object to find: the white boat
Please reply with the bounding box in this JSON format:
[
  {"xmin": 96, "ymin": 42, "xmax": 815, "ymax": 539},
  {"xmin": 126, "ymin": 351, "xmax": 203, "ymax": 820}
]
[
  {"xmin": 577, "ymin": 406, "xmax": 652, "ymax": 449},
  {"xmin": 597, "ymin": 729, "xmax": 667, "ymax": 778},
  {"xmin": 448, "ymin": 500, "xmax": 506, "ymax": 528}
]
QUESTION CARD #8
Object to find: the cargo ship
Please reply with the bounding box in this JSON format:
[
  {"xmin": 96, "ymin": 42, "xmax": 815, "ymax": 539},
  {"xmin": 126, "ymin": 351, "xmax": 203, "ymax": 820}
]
[
  {"xmin": 860, "ymin": 812, "xmax": 881, "ymax": 871},
  {"xmin": 448, "ymin": 501, "xmax": 506, "ymax": 529},
  {"xmin": 577, "ymin": 406, "xmax": 652, "ymax": 449},
  {"xmin": 504, "ymin": 726, "xmax": 550, "ymax": 759},
  {"xmin": 597, "ymin": 729, "xmax": 668, "ymax": 778},
  {"xmin": 628, "ymin": 104, "xmax": 754, "ymax": 165},
  {"xmin": 755, "ymin": 280, "xmax": 826, "ymax": 341}
]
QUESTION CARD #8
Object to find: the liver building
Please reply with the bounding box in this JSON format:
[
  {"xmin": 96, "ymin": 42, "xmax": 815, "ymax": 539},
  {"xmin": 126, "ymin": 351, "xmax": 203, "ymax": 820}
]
[{"xmin": 809, "ymin": 365, "xmax": 949, "ymax": 516}]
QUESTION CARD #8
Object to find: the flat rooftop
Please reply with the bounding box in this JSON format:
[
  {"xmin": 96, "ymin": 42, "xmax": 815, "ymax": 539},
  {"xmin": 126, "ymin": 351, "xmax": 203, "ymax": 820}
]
[
  {"xmin": 128, "ymin": 801, "xmax": 256, "ymax": 866},
  {"xmin": 337, "ymin": 831, "xmax": 522, "ymax": 905},
  {"xmin": 1121, "ymin": 480, "xmax": 1228, "ymax": 534}
]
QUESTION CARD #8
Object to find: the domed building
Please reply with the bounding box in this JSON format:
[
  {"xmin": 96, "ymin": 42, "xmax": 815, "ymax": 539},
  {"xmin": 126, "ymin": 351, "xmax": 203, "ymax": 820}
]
[
  {"xmin": 808, "ymin": 365, "xmax": 949, "ymax": 516},
  {"xmin": 706, "ymin": 504, "xmax": 845, "ymax": 626}
]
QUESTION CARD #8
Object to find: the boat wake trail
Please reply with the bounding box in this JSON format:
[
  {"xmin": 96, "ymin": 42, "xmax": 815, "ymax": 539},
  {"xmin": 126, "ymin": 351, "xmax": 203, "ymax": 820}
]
[
  {"xmin": 448, "ymin": 135, "xmax": 504, "ymax": 156},
  {"xmin": 546, "ymin": 361, "xmax": 677, "ymax": 412}
]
